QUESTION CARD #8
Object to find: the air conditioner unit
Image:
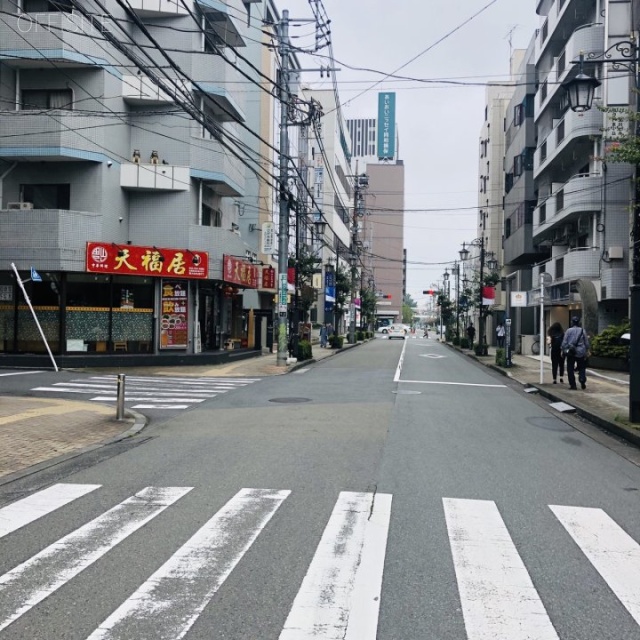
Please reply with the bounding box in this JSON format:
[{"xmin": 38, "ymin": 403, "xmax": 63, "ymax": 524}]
[{"xmin": 7, "ymin": 202, "xmax": 34, "ymax": 210}]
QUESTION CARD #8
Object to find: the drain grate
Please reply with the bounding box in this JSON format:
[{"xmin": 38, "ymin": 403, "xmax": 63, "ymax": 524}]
[{"xmin": 269, "ymin": 397, "xmax": 312, "ymax": 403}]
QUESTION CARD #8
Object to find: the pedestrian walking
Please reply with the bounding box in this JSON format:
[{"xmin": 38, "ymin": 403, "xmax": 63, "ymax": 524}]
[
  {"xmin": 561, "ymin": 316, "xmax": 590, "ymax": 390},
  {"xmin": 496, "ymin": 322, "xmax": 506, "ymax": 348},
  {"xmin": 319, "ymin": 324, "xmax": 328, "ymax": 348},
  {"xmin": 466, "ymin": 322, "xmax": 476, "ymax": 347},
  {"xmin": 547, "ymin": 321, "xmax": 565, "ymax": 384}
]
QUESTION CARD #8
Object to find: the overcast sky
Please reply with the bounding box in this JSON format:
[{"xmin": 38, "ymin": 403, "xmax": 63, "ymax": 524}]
[{"xmin": 283, "ymin": 0, "xmax": 540, "ymax": 304}]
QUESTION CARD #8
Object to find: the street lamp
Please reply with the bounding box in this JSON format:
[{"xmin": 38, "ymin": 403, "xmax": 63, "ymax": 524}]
[
  {"xmin": 563, "ymin": 43, "xmax": 640, "ymax": 423},
  {"xmin": 460, "ymin": 238, "xmax": 488, "ymax": 355},
  {"xmin": 451, "ymin": 262, "xmax": 460, "ymax": 340}
]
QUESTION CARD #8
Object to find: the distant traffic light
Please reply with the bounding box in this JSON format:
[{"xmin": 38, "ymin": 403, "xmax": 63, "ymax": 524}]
[
  {"xmin": 422, "ymin": 289, "xmax": 435, "ymax": 296},
  {"xmin": 382, "ymin": 294, "xmax": 392, "ymax": 299}
]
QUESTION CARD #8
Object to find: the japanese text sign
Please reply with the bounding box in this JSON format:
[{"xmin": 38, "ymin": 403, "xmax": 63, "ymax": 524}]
[
  {"xmin": 160, "ymin": 280, "xmax": 188, "ymax": 349},
  {"xmin": 223, "ymin": 255, "xmax": 258, "ymax": 288},
  {"xmin": 86, "ymin": 242, "xmax": 208, "ymax": 279}
]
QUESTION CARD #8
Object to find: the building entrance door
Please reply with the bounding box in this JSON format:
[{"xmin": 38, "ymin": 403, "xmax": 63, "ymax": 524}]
[{"xmin": 199, "ymin": 289, "xmax": 221, "ymax": 351}]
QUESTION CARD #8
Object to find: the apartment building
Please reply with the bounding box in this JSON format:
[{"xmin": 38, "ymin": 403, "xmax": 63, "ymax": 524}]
[
  {"xmin": 503, "ymin": 40, "xmax": 543, "ymax": 352},
  {"xmin": 532, "ymin": 0, "xmax": 632, "ymax": 336},
  {"xmin": 0, "ymin": 0, "xmax": 276, "ymax": 363}
]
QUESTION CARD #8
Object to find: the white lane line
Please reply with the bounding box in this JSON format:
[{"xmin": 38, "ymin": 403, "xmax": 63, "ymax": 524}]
[
  {"xmin": 550, "ymin": 505, "xmax": 640, "ymax": 625},
  {"xmin": 47, "ymin": 383, "xmax": 222, "ymax": 395},
  {"xmin": 0, "ymin": 371, "xmax": 43, "ymax": 377},
  {"xmin": 90, "ymin": 397, "xmax": 208, "ymax": 403},
  {"xmin": 279, "ymin": 491, "xmax": 392, "ymax": 640},
  {"xmin": 393, "ymin": 339, "xmax": 408, "ymax": 382},
  {"xmin": 399, "ymin": 379, "xmax": 506, "ymax": 388},
  {"xmin": 131, "ymin": 404, "xmax": 189, "ymax": 409},
  {"xmin": 0, "ymin": 484, "xmax": 101, "ymax": 539},
  {"xmin": 443, "ymin": 498, "xmax": 559, "ymax": 640},
  {"xmin": 87, "ymin": 488, "xmax": 290, "ymax": 640},
  {"xmin": 0, "ymin": 486, "xmax": 192, "ymax": 633}
]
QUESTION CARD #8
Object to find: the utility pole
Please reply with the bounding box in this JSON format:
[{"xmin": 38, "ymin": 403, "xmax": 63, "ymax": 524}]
[
  {"xmin": 349, "ymin": 170, "xmax": 367, "ymax": 344},
  {"xmin": 276, "ymin": 9, "xmax": 290, "ymax": 367}
]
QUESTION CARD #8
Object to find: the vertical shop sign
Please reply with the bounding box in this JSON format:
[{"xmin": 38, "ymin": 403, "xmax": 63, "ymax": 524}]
[{"xmin": 160, "ymin": 280, "xmax": 189, "ymax": 349}]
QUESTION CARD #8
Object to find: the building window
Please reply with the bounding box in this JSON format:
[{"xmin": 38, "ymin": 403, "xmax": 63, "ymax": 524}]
[
  {"xmin": 505, "ymin": 217, "xmax": 511, "ymax": 238},
  {"xmin": 556, "ymin": 257, "xmax": 564, "ymax": 280},
  {"xmin": 201, "ymin": 204, "xmax": 222, "ymax": 227},
  {"xmin": 540, "ymin": 80, "xmax": 548, "ymax": 104},
  {"xmin": 23, "ymin": 0, "xmax": 72, "ymax": 12},
  {"xmin": 539, "ymin": 202, "xmax": 546, "ymax": 224},
  {"xmin": 541, "ymin": 141, "xmax": 547, "ymax": 163},
  {"xmin": 514, "ymin": 154, "xmax": 523, "ymax": 177},
  {"xmin": 21, "ymin": 89, "xmax": 73, "ymax": 110},
  {"xmin": 558, "ymin": 50, "xmax": 566, "ymax": 76},
  {"xmin": 514, "ymin": 103, "xmax": 524, "ymax": 127},
  {"xmin": 556, "ymin": 189, "xmax": 564, "ymax": 211},
  {"xmin": 556, "ymin": 119, "xmax": 565, "ymax": 144},
  {"xmin": 505, "ymin": 173, "xmax": 514, "ymax": 194},
  {"xmin": 541, "ymin": 19, "xmax": 548, "ymax": 43},
  {"xmin": 20, "ymin": 184, "xmax": 70, "ymax": 209}
]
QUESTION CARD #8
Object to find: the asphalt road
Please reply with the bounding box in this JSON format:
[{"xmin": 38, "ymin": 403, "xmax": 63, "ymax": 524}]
[{"xmin": 1, "ymin": 338, "xmax": 640, "ymax": 639}]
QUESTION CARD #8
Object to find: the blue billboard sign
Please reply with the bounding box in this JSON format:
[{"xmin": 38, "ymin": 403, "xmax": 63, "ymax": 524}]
[{"xmin": 377, "ymin": 92, "xmax": 396, "ymax": 159}]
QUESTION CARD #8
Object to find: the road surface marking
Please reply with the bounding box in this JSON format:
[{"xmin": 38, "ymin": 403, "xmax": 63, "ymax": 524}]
[
  {"xmin": 443, "ymin": 498, "xmax": 559, "ymax": 640},
  {"xmin": 0, "ymin": 371, "xmax": 43, "ymax": 377},
  {"xmin": 131, "ymin": 404, "xmax": 190, "ymax": 409},
  {"xmin": 551, "ymin": 505, "xmax": 640, "ymax": 625},
  {"xmin": 279, "ymin": 491, "xmax": 392, "ymax": 640},
  {"xmin": 393, "ymin": 339, "xmax": 408, "ymax": 382},
  {"xmin": 90, "ymin": 397, "xmax": 208, "ymax": 403},
  {"xmin": 399, "ymin": 379, "xmax": 506, "ymax": 388},
  {"xmin": 0, "ymin": 486, "xmax": 192, "ymax": 632},
  {"xmin": 87, "ymin": 488, "xmax": 289, "ymax": 640},
  {"xmin": 0, "ymin": 483, "xmax": 101, "ymax": 539}
]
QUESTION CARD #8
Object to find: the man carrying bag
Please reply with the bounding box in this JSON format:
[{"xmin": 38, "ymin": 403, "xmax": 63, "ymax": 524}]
[{"xmin": 561, "ymin": 316, "xmax": 590, "ymax": 390}]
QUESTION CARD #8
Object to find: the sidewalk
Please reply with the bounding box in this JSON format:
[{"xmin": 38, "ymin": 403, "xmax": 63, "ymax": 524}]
[{"xmin": 0, "ymin": 339, "xmax": 637, "ymax": 483}]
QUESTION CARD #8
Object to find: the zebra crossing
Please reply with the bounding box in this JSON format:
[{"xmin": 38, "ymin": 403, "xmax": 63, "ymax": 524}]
[
  {"xmin": 31, "ymin": 375, "xmax": 260, "ymax": 410},
  {"xmin": 0, "ymin": 483, "xmax": 639, "ymax": 638}
]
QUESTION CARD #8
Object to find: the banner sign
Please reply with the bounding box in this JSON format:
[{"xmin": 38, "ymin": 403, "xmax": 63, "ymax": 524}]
[
  {"xmin": 160, "ymin": 280, "xmax": 188, "ymax": 349},
  {"xmin": 324, "ymin": 286, "xmax": 336, "ymax": 313},
  {"xmin": 86, "ymin": 242, "xmax": 208, "ymax": 279},
  {"xmin": 278, "ymin": 272, "xmax": 288, "ymax": 313},
  {"xmin": 223, "ymin": 255, "xmax": 258, "ymax": 288},
  {"xmin": 261, "ymin": 222, "xmax": 275, "ymax": 254},
  {"xmin": 262, "ymin": 266, "xmax": 275, "ymax": 289},
  {"xmin": 377, "ymin": 92, "xmax": 396, "ymax": 159},
  {"xmin": 482, "ymin": 286, "xmax": 496, "ymax": 306},
  {"xmin": 511, "ymin": 291, "xmax": 528, "ymax": 307}
]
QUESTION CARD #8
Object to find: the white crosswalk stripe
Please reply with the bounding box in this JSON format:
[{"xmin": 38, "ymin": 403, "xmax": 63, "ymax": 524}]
[
  {"xmin": 1, "ymin": 485, "xmax": 640, "ymax": 638},
  {"xmin": 31, "ymin": 375, "xmax": 260, "ymax": 410}
]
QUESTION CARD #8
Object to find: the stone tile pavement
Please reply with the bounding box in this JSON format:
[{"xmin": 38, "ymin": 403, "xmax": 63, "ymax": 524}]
[{"xmin": 0, "ymin": 338, "xmax": 636, "ymax": 484}]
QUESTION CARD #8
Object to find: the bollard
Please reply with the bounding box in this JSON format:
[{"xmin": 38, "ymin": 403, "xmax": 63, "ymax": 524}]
[{"xmin": 116, "ymin": 373, "xmax": 125, "ymax": 421}]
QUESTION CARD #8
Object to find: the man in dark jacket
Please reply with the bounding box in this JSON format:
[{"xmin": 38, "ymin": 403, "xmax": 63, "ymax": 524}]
[{"xmin": 561, "ymin": 316, "xmax": 590, "ymax": 390}]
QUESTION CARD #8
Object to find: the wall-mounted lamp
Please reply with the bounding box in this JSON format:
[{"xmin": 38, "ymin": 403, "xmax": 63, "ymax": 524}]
[
  {"xmin": 132, "ymin": 149, "xmax": 141, "ymax": 164},
  {"xmin": 150, "ymin": 150, "xmax": 159, "ymax": 165},
  {"xmin": 111, "ymin": 242, "xmax": 127, "ymax": 257},
  {"xmin": 186, "ymin": 250, "xmax": 202, "ymax": 266},
  {"xmin": 152, "ymin": 246, "xmax": 166, "ymax": 262}
]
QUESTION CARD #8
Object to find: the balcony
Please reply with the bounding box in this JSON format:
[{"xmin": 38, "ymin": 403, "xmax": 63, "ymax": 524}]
[
  {"xmin": 0, "ymin": 12, "xmax": 111, "ymax": 67},
  {"xmin": 0, "ymin": 110, "xmax": 109, "ymax": 161},
  {"xmin": 125, "ymin": 0, "xmax": 188, "ymax": 17},
  {"xmin": 192, "ymin": 54, "xmax": 245, "ymax": 122},
  {"xmin": 122, "ymin": 75, "xmax": 180, "ymax": 105},
  {"xmin": 533, "ymin": 247, "xmax": 600, "ymax": 286},
  {"xmin": 0, "ymin": 208, "xmax": 101, "ymax": 271},
  {"xmin": 190, "ymin": 135, "xmax": 245, "ymax": 197},
  {"xmin": 193, "ymin": 0, "xmax": 245, "ymax": 47},
  {"xmin": 537, "ymin": 23, "xmax": 604, "ymax": 119},
  {"xmin": 535, "ymin": 0, "xmax": 596, "ymax": 65},
  {"xmin": 533, "ymin": 174, "xmax": 602, "ymax": 239},
  {"xmin": 120, "ymin": 163, "xmax": 191, "ymax": 191},
  {"xmin": 534, "ymin": 107, "xmax": 602, "ymax": 178}
]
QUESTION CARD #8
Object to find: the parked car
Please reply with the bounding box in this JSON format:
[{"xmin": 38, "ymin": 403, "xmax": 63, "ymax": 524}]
[{"xmin": 387, "ymin": 324, "xmax": 407, "ymax": 340}]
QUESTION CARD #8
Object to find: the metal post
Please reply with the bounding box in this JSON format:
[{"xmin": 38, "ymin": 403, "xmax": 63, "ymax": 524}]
[
  {"xmin": 478, "ymin": 237, "xmax": 486, "ymax": 354},
  {"xmin": 349, "ymin": 169, "xmax": 360, "ymax": 345},
  {"xmin": 455, "ymin": 262, "xmax": 460, "ymax": 340},
  {"xmin": 539, "ymin": 272, "xmax": 545, "ymax": 384},
  {"xmin": 116, "ymin": 373, "xmax": 125, "ymax": 421},
  {"xmin": 276, "ymin": 10, "xmax": 290, "ymax": 366}
]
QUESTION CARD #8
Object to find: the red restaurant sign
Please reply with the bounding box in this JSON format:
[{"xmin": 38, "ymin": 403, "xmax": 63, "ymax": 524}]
[
  {"xmin": 262, "ymin": 266, "xmax": 275, "ymax": 289},
  {"xmin": 86, "ymin": 242, "xmax": 209, "ymax": 279},
  {"xmin": 223, "ymin": 255, "xmax": 258, "ymax": 288}
]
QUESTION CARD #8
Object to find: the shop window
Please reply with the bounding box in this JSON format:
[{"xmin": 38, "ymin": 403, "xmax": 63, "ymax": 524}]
[
  {"xmin": 20, "ymin": 184, "xmax": 70, "ymax": 209},
  {"xmin": 16, "ymin": 272, "xmax": 60, "ymax": 354},
  {"xmin": 21, "ymin": 89, "xmax": 73, "ymax": 110}
]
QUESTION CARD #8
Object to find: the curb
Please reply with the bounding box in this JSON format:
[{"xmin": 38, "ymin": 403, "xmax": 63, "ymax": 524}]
[
  {"xmin": 0, "ymin": 409, "xmax": 149, "ymax": 488},
  {"xmin": 285, "ymin": 341, "xmax": 363, "ymax": 373}
]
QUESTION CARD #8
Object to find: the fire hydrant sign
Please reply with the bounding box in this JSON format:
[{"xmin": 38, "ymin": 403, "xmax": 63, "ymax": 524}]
[{"xmin": 160, "ymin": 280, "xmax": 188, "ymax": 349}]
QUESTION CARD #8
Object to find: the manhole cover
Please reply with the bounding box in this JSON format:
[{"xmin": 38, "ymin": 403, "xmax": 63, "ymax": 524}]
[
  {"xmin": 393, "ymin": 390, "xmax": 421, "ymax": 395},
  {"xmin": 269, "ymin": 397, "xmax": 312, "ymax": 403}
]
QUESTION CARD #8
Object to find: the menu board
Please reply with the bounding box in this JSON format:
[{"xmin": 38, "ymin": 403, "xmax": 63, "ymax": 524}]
[{"xmin": 160, "ymin": 280, "xmax": 188, "ymax": 349}]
